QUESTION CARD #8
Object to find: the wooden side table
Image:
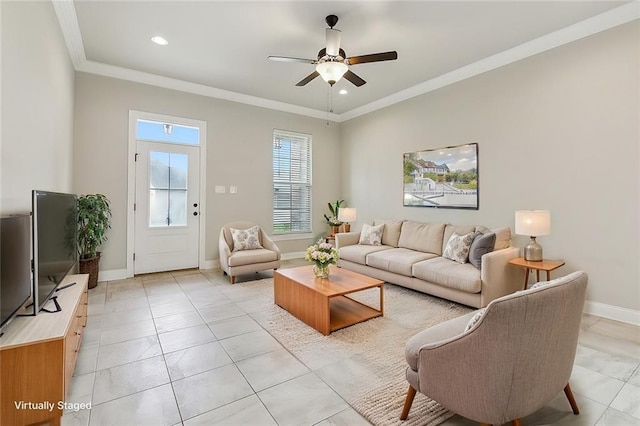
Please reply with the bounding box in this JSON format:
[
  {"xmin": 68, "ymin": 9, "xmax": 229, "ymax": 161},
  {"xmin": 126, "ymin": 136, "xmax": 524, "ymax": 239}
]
[{"xmin": 508, "ymin": 257, "xmax": 565, "ymax": 290}]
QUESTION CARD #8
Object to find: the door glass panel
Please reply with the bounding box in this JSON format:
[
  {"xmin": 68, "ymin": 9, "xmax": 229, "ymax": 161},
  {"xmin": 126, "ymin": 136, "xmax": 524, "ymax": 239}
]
[
  {"xmin": 169, "ymin": 153, "xmax": 188, "ymax": 189},
  {"xmin": 148, "ymin": 151, "xmax": 189, "ymax": 227},
  {"xmin": 149, "ymin": 189, "xmax": 169, "ymax": 227},
  {"xmin": 150, "ymin": 152, "xmax": 170, "ymax": 189},
  {"xmin": 137, "ymin": 120, "xmax": 200, "ymax": 145},
  {"xmin": 169, "ymin": 190, "xmax": 187, "ymax": 226}
]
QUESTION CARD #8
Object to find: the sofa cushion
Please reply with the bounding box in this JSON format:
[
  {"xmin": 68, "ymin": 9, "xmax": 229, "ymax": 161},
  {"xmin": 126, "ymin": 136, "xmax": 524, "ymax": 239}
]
[
  {"xmin": 442, "ymin": 232, "xmax": 476, "ymax": 264},
  {"xmin": 339, "ymin": 244, "xmax": 392, "ymax": 264},
  {"xmin": 230, "ymin": 226, "xmax": 263, "ymax": 251},
  {"xmin": 367, "ymin": 248, "xmax": 437, "ymax": 277},
  {"xmin": 405, "ymin": 311, "xmax": 477, "ymax": 371},
  {"xmin": 228, "ymin": 248, "xmax": 278, "ymax": 267},
  {"xmin": 398, "ymin": 221, "xmax": 446, "ymax": 255},
  {"xmin": 477, "ymin": 225, "xmax": 511, "ymax": 250},
  {"xmin": 468, "ymin": 232, "xmax": 496, "ymax": 269},
  {"xmin": 374, "ymin": 219, "xmax": 403, "ymax": 247},
  {"xmin": 359, "ymin": 223, "xmax": 384, "ymax": 245},
  {"xmin": 442, "ymin": 225, "xmax": 476, "ymax": 254},
  {"xmin": 412, "ymin": 257, "xmax": 482, "ymax": 293}
]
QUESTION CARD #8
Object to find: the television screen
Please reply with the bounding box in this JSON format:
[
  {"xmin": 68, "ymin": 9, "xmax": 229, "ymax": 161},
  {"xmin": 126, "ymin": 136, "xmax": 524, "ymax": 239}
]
[
  {"xmin": 32, "ymin": 190, "xmax": 77, "ymax": 313},
  {"xmin": 1, "ymin": 214, "xmax": 32, "ymax": 328}
]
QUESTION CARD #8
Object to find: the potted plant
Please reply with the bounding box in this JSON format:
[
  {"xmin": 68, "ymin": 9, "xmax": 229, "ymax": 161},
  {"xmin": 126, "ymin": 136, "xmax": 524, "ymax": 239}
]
[
  {"xmin": 77, "ymin": 194, "xmax": 111, "ymax": 289},
  {"xmin": 323, "ymin": 199, "xmax": 344, "ymax": 236}
]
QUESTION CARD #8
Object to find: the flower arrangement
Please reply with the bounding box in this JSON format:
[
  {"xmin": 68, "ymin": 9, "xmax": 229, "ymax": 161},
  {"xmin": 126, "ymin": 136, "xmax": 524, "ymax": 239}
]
[{"xmin": 305, "ymin": 239, "xmax": 339, "ymax": 278}]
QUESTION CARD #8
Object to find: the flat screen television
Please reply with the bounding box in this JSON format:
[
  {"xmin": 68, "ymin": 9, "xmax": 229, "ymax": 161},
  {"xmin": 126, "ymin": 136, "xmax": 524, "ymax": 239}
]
[
  {"xmin": 0, "ymin": 214, "xmax": 32, "ymax": 330},
  {"xmin": 32, "ymin": 190, "xmax": 77, "ymax": 313}
]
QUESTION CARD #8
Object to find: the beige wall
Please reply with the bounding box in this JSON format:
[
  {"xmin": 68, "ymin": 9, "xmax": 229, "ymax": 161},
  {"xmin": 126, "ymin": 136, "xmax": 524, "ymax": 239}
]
[
  {"xmin": 341, "ymin": 22, "xmax": 639, "ymax": 310},
  {"xmin": 1, "ymin": 1, "xmax": 75, "ymax": 214},
  {"xmin": 73, "ymin": 73, "xmax": 341, "ymax": 271}
]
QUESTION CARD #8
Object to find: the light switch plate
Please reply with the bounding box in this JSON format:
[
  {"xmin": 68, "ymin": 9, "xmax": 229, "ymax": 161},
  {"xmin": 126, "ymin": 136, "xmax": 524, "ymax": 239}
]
[
  {"xmin": 215, "ymin": 185, "xmax": 226, "ymax": 194},
  {"xmin": 229, "ymin": 186, "xmax": 238, "ymax": 194}
]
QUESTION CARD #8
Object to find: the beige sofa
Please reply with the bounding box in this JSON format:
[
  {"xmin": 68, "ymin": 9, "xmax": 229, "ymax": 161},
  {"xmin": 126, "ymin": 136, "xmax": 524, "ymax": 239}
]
[{"xmin": 336, "ymin": 220, "xmax": 523, "ymax": 308}]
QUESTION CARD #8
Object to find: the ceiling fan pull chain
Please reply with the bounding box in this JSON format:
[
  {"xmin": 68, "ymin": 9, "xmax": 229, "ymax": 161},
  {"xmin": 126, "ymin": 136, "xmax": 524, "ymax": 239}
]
[{"xmin": 330, "ymin": 86, "xmax": 334, "ymax": 113}]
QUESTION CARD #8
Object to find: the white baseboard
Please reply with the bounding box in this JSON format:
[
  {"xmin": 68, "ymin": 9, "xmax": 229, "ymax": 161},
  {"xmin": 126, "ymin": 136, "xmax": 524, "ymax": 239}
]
[
  {"xmin": 282, "ymin": 251, "xmax": 305, "ymax": 260},
  {"xmin": 98, "ymin": 268, "xmax": 128, "ymax": 282},
  {"xmin": 100, "ymin": 252, "xmax": 305, "ymax": 280},
  {"xmin": 201, "ymin": 260, "xmax": 219, "ymax": 270},
  {"xmin": 584, "ymin": 301, "xmax": 640, "ymax": 326}
]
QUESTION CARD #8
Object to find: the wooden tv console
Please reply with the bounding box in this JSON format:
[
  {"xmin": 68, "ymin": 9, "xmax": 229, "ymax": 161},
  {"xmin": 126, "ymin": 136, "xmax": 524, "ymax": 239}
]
[{"xmin": 0, "ymin": 274, "xmax": 89, "ymax": 426}]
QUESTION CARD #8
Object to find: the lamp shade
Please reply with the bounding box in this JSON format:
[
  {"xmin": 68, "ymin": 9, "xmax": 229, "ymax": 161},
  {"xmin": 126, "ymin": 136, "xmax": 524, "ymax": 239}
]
[
  {"xmin": 515, "ymin": 210, "xmax": 551, "ymax": 237},
  {"xmin": 316, "ymin": 61, "xmax": 348, "ymax": 85},
  {"xmin": 338, "ymin": 207, "xmax": 357, "ymax": 223}
]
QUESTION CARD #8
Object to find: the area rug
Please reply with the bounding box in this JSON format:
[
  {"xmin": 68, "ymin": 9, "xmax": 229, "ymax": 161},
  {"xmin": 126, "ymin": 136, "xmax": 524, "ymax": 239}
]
[{"xmin": 233, "ymin": 277, "xmax": 473, "ymax": 426}]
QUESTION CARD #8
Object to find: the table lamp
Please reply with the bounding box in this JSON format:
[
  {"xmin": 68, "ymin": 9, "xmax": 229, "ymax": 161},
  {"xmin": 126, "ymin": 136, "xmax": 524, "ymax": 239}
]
[
  {"xmin": 515, "ymin": 210, "xmax": 550, "ymax": 262},
  {"xmin": 338, "ymin": 208, "xmax": 357, "ymax": 233}
]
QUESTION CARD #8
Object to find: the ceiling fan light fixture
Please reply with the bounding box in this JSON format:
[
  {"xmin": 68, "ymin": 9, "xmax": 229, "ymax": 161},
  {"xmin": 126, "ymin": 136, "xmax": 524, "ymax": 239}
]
[
  {"xmin": 316, "ymin": 61, "xmax": 348, "ymax": 86},
  {"xmin": 325, "ymin": 28, "xmax": 342, "ymax": 56}
]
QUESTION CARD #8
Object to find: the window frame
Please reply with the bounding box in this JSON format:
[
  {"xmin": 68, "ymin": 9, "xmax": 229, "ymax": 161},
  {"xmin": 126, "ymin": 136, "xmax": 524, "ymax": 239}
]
[{"xmin": 272, "ymin": 129, "xmax": 313, "ymax": 236}]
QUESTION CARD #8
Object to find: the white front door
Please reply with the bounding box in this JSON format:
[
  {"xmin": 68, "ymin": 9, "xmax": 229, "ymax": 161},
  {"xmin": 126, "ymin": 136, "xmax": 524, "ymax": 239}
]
[{"xmin": 134, "ymin": 141, "xmax": 200, "ymax": 274}]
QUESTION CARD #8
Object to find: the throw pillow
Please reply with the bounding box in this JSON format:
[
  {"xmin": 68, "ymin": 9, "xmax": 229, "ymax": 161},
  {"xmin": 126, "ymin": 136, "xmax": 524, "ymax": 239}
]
[
  {"xmin": 476, "ymin": 225, "xmax": 511, "ymax": 250},
  {"xmin": 468, "ymin": 232, "xmax": 496, "ymax": 269},
  {"xmin": 530, "ymin": 275, "xmax": 566, "ymax": 290},
  {"xmin": 374, "ymin": 219, "xmax": 403, "ymax": 247},
  {"xmin": 464, "ymin": 308, "xmax": 486, "ymax": 332},
  {"xmin": 230, "ymin": 226, "xmax": 263, "ymax": 251},
  {"xmin": 442, "ymin": 232, "xmax": 475, "ymax": 264},
  {"xmin": 359, "ymin": 223, "xmax": 384, "ymax": 246}
]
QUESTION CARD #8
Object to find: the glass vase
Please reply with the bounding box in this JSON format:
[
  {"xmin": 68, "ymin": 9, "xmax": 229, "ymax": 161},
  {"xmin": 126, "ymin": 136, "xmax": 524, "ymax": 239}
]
[{"xmin": 313, "ymin": 264, "xmax": 330, "ymax": 278}]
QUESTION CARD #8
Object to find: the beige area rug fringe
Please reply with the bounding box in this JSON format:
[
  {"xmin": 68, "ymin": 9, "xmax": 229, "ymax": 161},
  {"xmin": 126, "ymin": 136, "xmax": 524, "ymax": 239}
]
[{"xmin": 235, "ymin": 277, "xmax": 473, "ymax": 426}]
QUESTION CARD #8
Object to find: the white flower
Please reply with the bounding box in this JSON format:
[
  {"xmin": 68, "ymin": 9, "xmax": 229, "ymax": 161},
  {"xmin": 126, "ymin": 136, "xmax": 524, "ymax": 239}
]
[{"xmin": 305, "ymin": 241, "xmax": 339, "ymax": 267}]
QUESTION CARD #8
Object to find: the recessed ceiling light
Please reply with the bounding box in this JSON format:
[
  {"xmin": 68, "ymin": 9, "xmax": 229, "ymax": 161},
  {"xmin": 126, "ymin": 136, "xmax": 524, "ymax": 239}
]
[
  {"xmin": 151, "ymin": 36, "xmax": 168, "ymax": 46},
  {"xmin": 339, "ymin": 89, "xmax": 348, "ymax": 95}
]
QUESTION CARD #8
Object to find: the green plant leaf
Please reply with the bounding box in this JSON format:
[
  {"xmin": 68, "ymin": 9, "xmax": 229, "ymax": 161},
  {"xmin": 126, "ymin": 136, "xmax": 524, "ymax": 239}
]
[{"xmin": 77, "ymin": 193, "xmax": 112, "ymax": 258}]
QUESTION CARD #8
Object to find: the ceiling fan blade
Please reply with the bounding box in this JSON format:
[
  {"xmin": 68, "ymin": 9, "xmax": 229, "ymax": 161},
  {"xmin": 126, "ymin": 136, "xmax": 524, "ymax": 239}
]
[
  {"xmin": 268, "ymin": 56, "xmax": 316, "ymax": 64},
  {"xmin": 343, "ymin": 70, "xmax": 366, "ymax": 87},
  {"xmin": 346, "ymin": 51, "xmax": 398, "ymax": 65},
  {"xmin": 325, "ymin": 28, "xmax": 341, "ymax": 57},
  {"xmin": 295, "ymin": 71, "xmax": 320, "ymax": 86}
]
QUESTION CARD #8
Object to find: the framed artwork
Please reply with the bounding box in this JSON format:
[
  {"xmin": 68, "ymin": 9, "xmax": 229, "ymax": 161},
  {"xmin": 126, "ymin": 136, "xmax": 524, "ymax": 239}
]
[{"xmin": 403, "ymin": 143, "xmax": 479, "ymax": 209}]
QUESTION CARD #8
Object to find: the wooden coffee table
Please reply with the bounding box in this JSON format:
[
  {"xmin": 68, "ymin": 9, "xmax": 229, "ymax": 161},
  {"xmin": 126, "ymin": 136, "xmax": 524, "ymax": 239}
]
[{"xmin": 274, "ymin": 266, "xmax": 384, "ymax": 335}]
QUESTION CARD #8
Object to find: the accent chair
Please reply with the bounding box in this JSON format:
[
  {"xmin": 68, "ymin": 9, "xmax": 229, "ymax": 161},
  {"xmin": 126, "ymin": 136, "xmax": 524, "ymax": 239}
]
[
  {"xmin": 218, "ymin": 221, "xmax": 281, "ymax": 284},
  {"xmin": 401, "ymin": 271, "xmax": 588, "ymax": 426}
]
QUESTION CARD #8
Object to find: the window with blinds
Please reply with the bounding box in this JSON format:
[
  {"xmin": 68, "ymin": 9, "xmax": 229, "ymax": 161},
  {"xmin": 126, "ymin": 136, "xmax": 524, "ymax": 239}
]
[{"xmin": 273, "ymin": 130, "xmax": 312, "ymax": 234}]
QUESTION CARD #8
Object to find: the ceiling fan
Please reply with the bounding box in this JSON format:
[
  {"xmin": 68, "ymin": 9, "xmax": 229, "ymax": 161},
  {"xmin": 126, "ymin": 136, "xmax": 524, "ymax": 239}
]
[{"xmin": 268, "ymin": 15, "xmax": 398, "ymax": 87}]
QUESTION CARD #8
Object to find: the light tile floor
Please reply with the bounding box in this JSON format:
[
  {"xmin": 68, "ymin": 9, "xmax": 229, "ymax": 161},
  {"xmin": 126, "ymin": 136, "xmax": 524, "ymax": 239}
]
[{"xmin": 62, "ymin": 260, "xmax": 640, "ymax": 426}]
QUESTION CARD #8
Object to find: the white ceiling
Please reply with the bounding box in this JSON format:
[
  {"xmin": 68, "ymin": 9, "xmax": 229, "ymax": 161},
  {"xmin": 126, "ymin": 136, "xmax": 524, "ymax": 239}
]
[{"xmin": 61, "ymin": 1, "xmax": 633, "ymax": 118}]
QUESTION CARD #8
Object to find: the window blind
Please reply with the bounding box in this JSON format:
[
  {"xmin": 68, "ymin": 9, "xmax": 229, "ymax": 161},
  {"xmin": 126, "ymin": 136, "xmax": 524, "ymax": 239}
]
[{"xmin": 273, "ymin": 130, "xmax": 312, "ymax": 234}]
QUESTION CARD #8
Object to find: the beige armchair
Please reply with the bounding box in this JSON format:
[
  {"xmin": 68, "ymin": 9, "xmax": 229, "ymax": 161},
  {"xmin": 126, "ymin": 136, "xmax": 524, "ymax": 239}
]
[
  {"xmin": 401, "ymin": 271, "xmax": 588, "ymax": 426},
  {"xmin": 218, "ymin": 221, "xmax": 281, "ymax": 284}
]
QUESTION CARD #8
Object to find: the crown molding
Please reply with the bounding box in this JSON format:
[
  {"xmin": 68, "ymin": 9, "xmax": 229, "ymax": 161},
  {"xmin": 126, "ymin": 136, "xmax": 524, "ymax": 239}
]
[
  {"xmin": 53, "ymin": 1, "xmax": 637, "ymax": 123},
  {"xmin": 76, "ymin": 60, "xmax": 340, "ymax": 121},
  {"xmin": 51, "ymin": 0, "xmax": 85, "ymax": 68},
  {"xmin": 340, "ymin": 2, "xmax": 639, "ymax": 122}
]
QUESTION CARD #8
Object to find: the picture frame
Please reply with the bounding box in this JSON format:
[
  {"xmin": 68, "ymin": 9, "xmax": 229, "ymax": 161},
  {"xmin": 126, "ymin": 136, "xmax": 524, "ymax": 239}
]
[{"xmin": 403, "ymin": 143, "xmax": 479, "ymax": 209}]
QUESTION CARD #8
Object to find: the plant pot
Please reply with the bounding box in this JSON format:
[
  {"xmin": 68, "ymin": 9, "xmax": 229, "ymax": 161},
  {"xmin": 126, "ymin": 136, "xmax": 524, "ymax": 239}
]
[
  {"xmin": 330, "ymin": 225, "xmax": 340, "ymax": 236},
  {"xmin": 79, "ymin": 254, "xmax": 101, "ymax": 289}
]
